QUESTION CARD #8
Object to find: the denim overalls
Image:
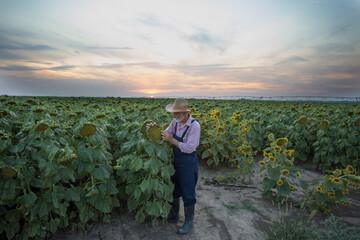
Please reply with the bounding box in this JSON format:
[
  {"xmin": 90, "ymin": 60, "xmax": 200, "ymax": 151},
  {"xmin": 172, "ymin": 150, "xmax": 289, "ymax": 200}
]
[{"xmin": 171, "ymin": 119, "xmax": 199, "ymax": 207}]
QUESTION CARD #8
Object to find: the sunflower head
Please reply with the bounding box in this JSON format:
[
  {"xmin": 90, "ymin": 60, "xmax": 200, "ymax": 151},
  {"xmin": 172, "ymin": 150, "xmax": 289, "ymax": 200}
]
[
  {"xmin": 36, "ymin": 122, "xmax": 50, "ymax": 132},
  {"xmin": 332, "ymin": 178, "xmax": 341, "ymax": 184},
  {"xmin": 290, "ymin": 185, "xmax": 295, "ymax": 190},
  {"xmin": 80, "ymin": 124, "xmax": 97, "ymax": 137},
  {"xmin": 346, "ymin": 165, "xmax": 354, "ymax": 173},
  {"xmin": 144, "ymin": 123, "xmax": 162, "ymax": 142},
  {"xmin": 277, "ymin": 180, "xmax": 284, "ymax": 186},
  {"xmin": 328, "ymin": 192, "xmax": 335, "ymax": 198},
  {"xmin": 276, "ymin": 138, "xmax": 288, "ymax": 147},
  {"xmin": 270, "ymin": 156, "xmax": 276, "ymax": 163},
  {"xmin": 281, "ymin": 169, "xmax": 289, "ymax": 176},
  {"xmin": 321, "ymin": 120, "xmax": 329, "ymax": 130},
  {"xmin": 1, "ymin": 166, "xmax": 17, "ymax": 178},
  {"xmin": 355, "ymin": 118, "xmax": 360, "ymax": 127},
  {"xmin": 268, "ymin": 133, "xmax": 275, "ymax": 141},
  {"xmin": 259, "ymin": 161, "xmax": 266, "ymax": 167},
  {"xmin": 299, "ymin": 117, "xmax": 308, "ymax": 125},
  {"xmin": 316, "ymin": 186, "xmax": 323, "ymax": 192},
  {"xmin": 334, "ymin": 169, "xmax": 342, "ymax": 176}
]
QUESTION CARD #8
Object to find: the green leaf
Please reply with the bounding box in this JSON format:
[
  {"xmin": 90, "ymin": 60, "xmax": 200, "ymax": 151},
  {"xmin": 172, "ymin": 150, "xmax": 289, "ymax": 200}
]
[
  {"xmin": 67, "ymin": 187, "xmax": 80, "ymax": 201},
  {"xmin": 277, "ymin": 181, "xmax": 290, "ymax": 196},
  {"xmin": 38, "ymin": 201, "xmax": 48, "ymax": 218},
  {"xmin": 28, "ymin": 221, "xmax": 41, "ymax": 237},
  {"xmin": 130, "ymin": 157, "xmax": 143, "ymax": 172},
  {"xmin": 144, "ymin": 142, "xmax": 156, "ymax": 157},
  {"xmin": 95, "ymin": 198, "xmax": 111, "ymax": 213},
  {"xmin": 267, "ymin": 164, "xmax": 281, "ymax": 180},
  {"xmin": 92, "ymin": 165, "xmax": 110, "ymax": 180},
  {"xmin": 24, "ymin": 192, "xmax": 37, "ymax": 207},
  {"xmin": 128, "ymin": 198, "xmax": 140, "ymax": 212},
  {"xmin": 5, "ymin": 222, "xmax": 20, "ymax": 240},
  {"xmin": 299, "ymin": 180, "xmax": 308, "ymax": 190},
  {"xmin": 134, "ymin": 187, "xmax": 142, "ymax": 200},
  {"xmin": 49, "ymin": 218, "xmax": 60, "ymax": 233},
  {"xmin": 9, "ymin": 142, "xmax": 25, "ymax": 153},
  {"xmin": 262, "ymin": 178, "xmax": 276, "ymax": 192},
  {"xmin": 5, "ymin": 209, "xmax": 20, "ymax": 223},
  {"xmin": 202, "ymin": 150, "xmax": 211, "ymax": 159},
  {"xmin": 157, "ymin": 147, "xmax": 171, "ymax": 162},
  {"xmin": 135, "ymin": 209, "xmax": 146, "ymax": 223},
  {"xmin": 140, "ymin": 179, "xmax": 149, "ymax": 192},
  {"xmin": 262, "ymin": 190, "xmax": 273, "ymax": 198},
  {"xmin": 52, "ymin": 192, "xmax": 59, "ymax": 209}
]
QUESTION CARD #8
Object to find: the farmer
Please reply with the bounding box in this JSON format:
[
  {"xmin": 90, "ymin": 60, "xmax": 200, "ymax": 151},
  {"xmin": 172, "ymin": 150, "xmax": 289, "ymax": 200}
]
[{"xmin": 161, "ymin": 98, "xmax": 201, "ymax": 235}]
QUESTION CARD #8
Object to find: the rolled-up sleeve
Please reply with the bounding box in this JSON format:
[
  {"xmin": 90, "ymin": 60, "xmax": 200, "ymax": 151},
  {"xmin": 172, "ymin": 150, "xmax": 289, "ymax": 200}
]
[{"xmin": 178, "ymin": 122, "xmax": 201, "ymax": 154}]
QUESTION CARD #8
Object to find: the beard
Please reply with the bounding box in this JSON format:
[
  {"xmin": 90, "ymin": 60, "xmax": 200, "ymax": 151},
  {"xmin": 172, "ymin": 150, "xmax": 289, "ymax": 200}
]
[{"xmin": 175, "ymin": 114, "xmax": 185, "ymax": 123}]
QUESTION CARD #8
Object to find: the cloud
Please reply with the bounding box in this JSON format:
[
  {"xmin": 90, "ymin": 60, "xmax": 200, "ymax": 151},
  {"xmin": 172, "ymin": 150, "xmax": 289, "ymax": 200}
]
[
  {"xmin": 0, "ymin": 65, "xmax": 76, "ymax": 71},
  {"xmin": 185, "ymin": 30, "xmax": 225, "ymax": 53}
]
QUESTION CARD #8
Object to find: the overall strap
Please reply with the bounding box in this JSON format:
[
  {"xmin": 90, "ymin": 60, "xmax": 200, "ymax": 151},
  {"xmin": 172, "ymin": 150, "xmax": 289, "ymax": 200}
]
[
  {"xmin": 174, "ymin": 122, "xmax": 178, "ymax": 135},
  {"xmin": 180, "ymin": 119, "xmax": 197, "ymax": 139}
]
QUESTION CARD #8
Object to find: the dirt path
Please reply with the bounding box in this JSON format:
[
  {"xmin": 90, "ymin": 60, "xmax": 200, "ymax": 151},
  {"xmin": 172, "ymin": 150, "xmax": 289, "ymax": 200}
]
[{"xmin": 50, "ymin": 158, "xmax": 360, "ymax": 240}]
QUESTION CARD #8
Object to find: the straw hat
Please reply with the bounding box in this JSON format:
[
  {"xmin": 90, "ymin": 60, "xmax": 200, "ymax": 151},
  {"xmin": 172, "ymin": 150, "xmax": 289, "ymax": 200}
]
[{"xmin": 165, "ymin": 98, "xmax": 191, "ymax": 112}]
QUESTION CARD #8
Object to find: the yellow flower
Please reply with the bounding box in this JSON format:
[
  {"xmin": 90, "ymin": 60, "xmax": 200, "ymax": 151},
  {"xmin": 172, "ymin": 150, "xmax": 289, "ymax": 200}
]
[
  {"xmin": 346, "ymin": 182, "xmax": 354, "ymax": 187},
  {"xmin": 264, "ymin": 153, "xmax": 270, "ymax": 158},
  {"xmin": 333, "ymin": 178, "xmax": 341, "ymax": 184},
  {"xmin": 324, "ymin": 209, "xmax": 331, "ymax": 213},
  {"xmin": 274, "ymin": 146, "xmax": 281, "ymax": 152},
  {"xmin": 237, "ymin": 165, "xmax": 240, "ymax": 168},
  {"xmin": 260, "ymin": 173, "xmax": 263, "ymax": 178},
  {"xmin": 221, "ymin": 176, "xmax": 224, "ymax": 180},
  {"xmin": 334, "ymin": 169, "xmax": 342, "ymax": 176},
  {"xmin": 270, "ymin": 156, "xmax": 276, "ymax": 162},
  {"xmin": 346, "ymin": 165, "xmax": 354, "ymax": 173},
  {"xmin": 342, "ymin": 189, "xmax": 349, "ymax": 195},
  {"xmin": 354, "ymin": 184, "xmax": 360, "ymax": 190},
  {"xmin": 281, "ymin": 169, "xmax": 289, "ymax": 176},
  {"xmin": 268, "ymin": 133, "xmax": 274, "ymax": 141},
  {"xmin": 317, "ymin": 202, "xmax": 324, "ymax": 206},
  {"xmin": 290, "ymin": 185, "xmax": 295, "ymax": 190},
  {"xmin": 343, "ymin": 201, "xmax": 352, "ymax": 206},
  {"xmin": 242, "ymin": 133, "xmax": 246, "ymax": 137},
  {"xmin": 277, "ymin": 180, "xmax": 284, "ymax": 186},
  {"xmin": 248, "ymin": 159, "xmax": 253, "ymax": 164},
  {"xmin": 328, "ymin": 192, "xmax": 335, "ymax": 198},
  {"xmin": 316, "ymin": 186, "xmax": 323, "ymax": 192},
  {"xmin": 259, "ymin": 161, "xmax": 266, "ymax": 167},
  {"xmin": 297, "ymin": 171, "xmax": 300, "ymax": 178}
]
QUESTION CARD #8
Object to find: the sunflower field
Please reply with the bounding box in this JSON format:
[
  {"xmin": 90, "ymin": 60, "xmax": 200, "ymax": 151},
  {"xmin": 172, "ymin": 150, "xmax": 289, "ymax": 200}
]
[{"xmin": 0, "ymin": 96, "xmax": 359, "ymax": 239}]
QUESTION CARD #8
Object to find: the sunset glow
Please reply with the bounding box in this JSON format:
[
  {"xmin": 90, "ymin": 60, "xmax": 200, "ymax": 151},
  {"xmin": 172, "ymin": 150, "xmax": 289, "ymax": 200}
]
[{"xmin": 0, "ymin": 0, "xmax": 359, "ymax": 97}]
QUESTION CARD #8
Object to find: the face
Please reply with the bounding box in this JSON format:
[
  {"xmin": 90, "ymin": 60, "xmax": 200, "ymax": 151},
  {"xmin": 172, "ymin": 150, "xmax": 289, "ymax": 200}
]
[{"xmin": 173, "ymin": 112, "xmax": 187, "ymax": 122}]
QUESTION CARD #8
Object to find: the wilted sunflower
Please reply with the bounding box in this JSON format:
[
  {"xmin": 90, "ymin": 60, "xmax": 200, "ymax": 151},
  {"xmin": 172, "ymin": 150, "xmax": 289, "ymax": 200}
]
[
  {"xmin": 355, "ymin": 118, "xmax": 360, "ymax": 126},
  {"xmin": 346, "ymin": 165, "xmax": 354, "ymax": 173},
  {"xmin": 268, "ymin": 133, "xmax": 274, "ymax": 141},
  {"xmin": 80, "ymin": 124, "xmax": 97, "ymax": 137},
  {"xmin": 321, "ymin": 120, "xmax": 329, "ymax": 130},
  {"xmin": 346, "ymin": 182, "xmax": 355, "ymax": 187},
  {"xmin": 36, "ymin": 122, "xmax": 50, "ymax": 132},
  {"xmin": 146, "ymin": 125, "xmax": 162, "ymax": 141},
  {"xmin": 281, "ymin": 169, "xmax": 289, "ymax": 176},
  {"xmin": 276, "ymin": 138, "xmax": 288, "ymax": 147},
  {"xmin": 299, "ymin": 117, "xmax": 308, "ymax": 125},
  {"xmin": 333, "ymin": 178, "xmax": 341, "ymax": 184},
  {"xmin": 328, "ymin": 192, "xmax": 335, "ymax": 198},
  {"xmin": 259, "ymin": 161, "xmax": 266, "ymax": 167},
  {"xmin": 1, "ymin": 166, "xmax": 17, "ymax": 178},
  {"xmin": 277, "ymin": 180, "xmax": 284, "ymax": 186}
]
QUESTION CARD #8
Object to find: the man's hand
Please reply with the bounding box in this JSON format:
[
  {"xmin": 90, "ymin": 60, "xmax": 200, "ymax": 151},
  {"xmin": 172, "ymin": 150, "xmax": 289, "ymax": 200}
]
[
  {"xmin": 161, "ymin": 131, "xmax": 172, "ymax": 142},
  {"xmin": 161, "ymin": 131, "xmax": 179, "ymax": 147}
]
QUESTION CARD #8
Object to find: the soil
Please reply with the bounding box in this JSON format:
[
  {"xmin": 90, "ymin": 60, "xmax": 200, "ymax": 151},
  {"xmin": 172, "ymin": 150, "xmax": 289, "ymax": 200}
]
[{"xmin": 50, "ymin": 157, "xmax": 360, "ymax": 240}]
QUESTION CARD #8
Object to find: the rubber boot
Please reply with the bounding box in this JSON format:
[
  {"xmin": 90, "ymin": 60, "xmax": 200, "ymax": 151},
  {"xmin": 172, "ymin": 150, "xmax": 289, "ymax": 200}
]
[
  {"xmin": 177, "ymin": 205, "xmax": 195, "ymax": 235},
  {"xmin": 167, "ymin": 198, "xmax": 180, "ymax": 223}
]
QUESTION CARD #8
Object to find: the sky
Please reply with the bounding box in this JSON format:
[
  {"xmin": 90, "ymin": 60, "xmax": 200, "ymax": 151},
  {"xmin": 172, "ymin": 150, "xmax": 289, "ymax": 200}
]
[{"xmin": 0, "ymin": 0, "xmax": 360, "ymax": 98}]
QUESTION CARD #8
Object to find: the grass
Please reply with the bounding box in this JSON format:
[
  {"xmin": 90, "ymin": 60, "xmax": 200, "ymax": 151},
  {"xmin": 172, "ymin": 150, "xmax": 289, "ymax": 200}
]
[{"xmin": 222, "ymin": 201, "xmax": 259, "ymax": 213}]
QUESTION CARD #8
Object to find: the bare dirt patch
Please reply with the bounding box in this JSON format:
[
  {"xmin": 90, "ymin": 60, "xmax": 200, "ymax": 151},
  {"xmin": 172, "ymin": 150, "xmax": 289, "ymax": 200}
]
[{"xmin": 50, "ymin": 157, "xmax": 360, "ymax": 240}]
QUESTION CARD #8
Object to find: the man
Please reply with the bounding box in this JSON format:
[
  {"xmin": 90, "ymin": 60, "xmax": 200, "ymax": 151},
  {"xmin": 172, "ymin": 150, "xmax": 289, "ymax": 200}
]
[{"xmin": 161, "ymin": 98, "xmax": 201, "ymax": 235}]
